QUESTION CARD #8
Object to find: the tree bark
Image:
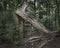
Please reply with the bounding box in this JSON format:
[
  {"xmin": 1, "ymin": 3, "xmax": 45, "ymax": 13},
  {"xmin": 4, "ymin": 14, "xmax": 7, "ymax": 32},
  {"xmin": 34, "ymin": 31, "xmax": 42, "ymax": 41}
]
[
  {"xmin": 18, "ymin": 17, "xmax": 24, "ymax": 38},
  {"xmin": 16, "ymin": 10, "xmax": 49, "ymax": 33}
]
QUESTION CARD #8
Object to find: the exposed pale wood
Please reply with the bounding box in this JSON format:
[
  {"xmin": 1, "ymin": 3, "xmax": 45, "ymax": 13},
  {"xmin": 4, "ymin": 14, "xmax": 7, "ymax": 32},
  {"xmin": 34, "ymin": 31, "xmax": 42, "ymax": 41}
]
[{"xmin": 16, "ymin": 10, "xmax": 49, "ymax": 33}]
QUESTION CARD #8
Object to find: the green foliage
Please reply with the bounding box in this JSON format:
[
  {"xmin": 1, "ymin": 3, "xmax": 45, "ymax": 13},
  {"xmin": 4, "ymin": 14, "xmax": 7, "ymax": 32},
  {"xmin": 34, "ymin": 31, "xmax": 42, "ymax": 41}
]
[{"xmin": 0, "ymin": 0, "xmax": 60, "ymax": 48}]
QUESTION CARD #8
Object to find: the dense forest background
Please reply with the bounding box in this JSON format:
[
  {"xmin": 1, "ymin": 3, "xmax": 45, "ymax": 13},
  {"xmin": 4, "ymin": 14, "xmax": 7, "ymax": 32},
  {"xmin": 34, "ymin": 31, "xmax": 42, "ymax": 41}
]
[{"xmin": 0, "ymin": 0, "xmax": 60, "ymax": 48}]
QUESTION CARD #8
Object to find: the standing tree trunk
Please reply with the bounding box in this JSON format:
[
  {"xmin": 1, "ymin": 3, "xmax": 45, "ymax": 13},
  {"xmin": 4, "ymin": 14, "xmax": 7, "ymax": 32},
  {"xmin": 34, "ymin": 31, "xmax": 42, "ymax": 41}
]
[{"xmin": 18, "ymin": 16, "xmax": 24, "ymax": 38}]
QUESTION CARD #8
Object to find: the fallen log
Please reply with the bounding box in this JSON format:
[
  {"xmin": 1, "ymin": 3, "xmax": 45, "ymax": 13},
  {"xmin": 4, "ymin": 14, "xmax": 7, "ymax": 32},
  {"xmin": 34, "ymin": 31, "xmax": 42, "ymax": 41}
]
[{"xmin": 16, "ymin": 10, "xmax": 49, "ymax": 33}]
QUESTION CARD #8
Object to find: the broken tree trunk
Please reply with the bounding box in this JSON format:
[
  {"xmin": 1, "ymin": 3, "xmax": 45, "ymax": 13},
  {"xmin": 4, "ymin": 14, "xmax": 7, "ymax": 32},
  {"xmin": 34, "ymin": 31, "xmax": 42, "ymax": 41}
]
[
  {"xmin": 18, "ymin": 17, "xmax": 24, "ymax": 38},
  {"xmin": 16, "ymin": 10, "xmax": 49, "ymax": 33}
]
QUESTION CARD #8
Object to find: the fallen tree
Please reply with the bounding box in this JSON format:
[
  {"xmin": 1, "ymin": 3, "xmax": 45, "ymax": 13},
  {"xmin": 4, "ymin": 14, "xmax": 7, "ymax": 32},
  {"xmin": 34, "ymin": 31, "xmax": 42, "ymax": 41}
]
[
  {"xmin": 16, "ymin": 10, "xmax": 49, "ymax": 33},
  {"xmin": 15, "ymin": 3, "xmax": 59, "ymax": 48}
]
